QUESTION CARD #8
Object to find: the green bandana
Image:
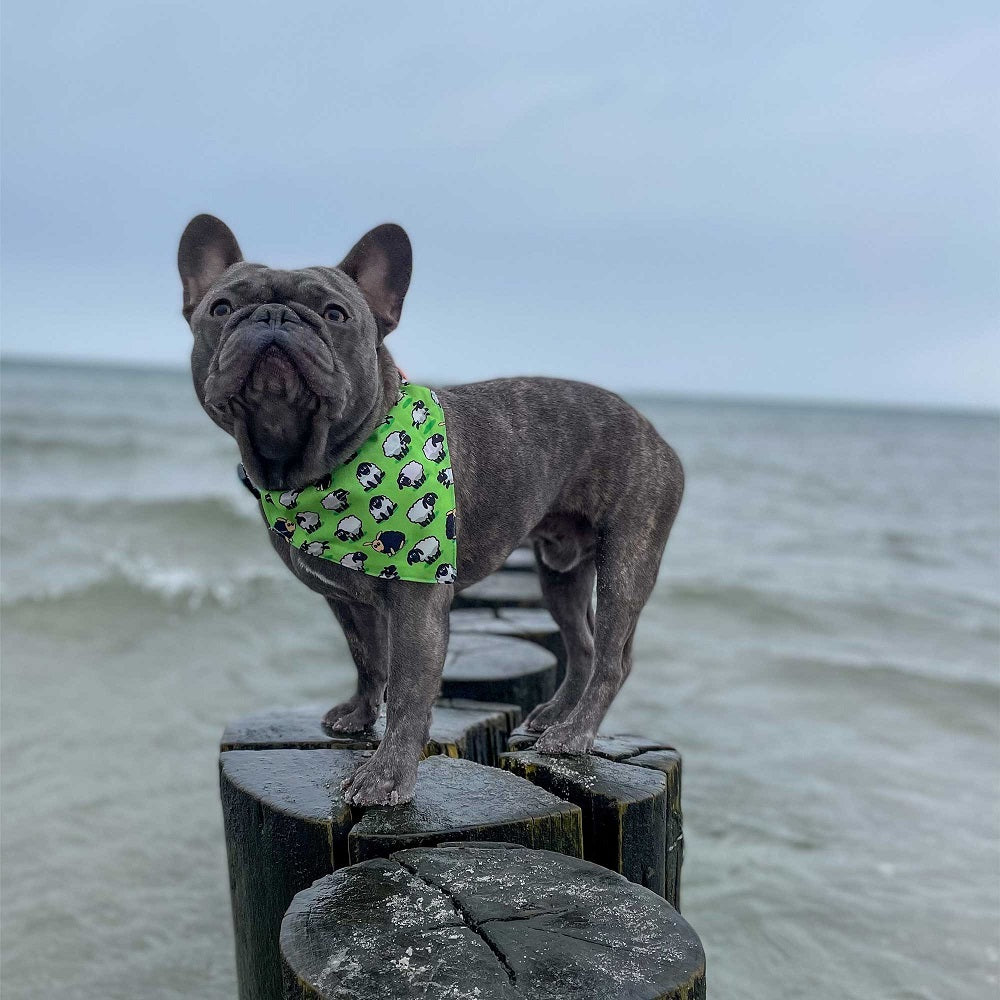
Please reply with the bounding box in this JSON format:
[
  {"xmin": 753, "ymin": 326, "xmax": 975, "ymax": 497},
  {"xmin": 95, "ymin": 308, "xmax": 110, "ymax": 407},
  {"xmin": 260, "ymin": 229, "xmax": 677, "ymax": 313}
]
[{"xmin": 239, "ymin": 382, "xmax": 457, "ymax": 584}]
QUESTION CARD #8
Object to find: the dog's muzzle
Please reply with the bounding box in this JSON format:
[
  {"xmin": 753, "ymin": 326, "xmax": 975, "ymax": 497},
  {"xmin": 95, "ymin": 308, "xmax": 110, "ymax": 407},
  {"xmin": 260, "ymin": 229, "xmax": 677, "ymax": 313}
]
[{"xmin": 203, "ymin": 304, "xmax": 336, "ymax": 409}]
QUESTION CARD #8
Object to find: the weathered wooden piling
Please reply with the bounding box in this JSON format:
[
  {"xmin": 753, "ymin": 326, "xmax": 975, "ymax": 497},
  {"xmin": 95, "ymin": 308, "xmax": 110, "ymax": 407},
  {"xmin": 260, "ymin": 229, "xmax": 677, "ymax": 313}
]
[
  {"xmin": 502, "ymin": 733, "xmax": 684, "ymax": 909},
  {"xmin": 627, "ymin": 748, "xmax": 685, "ymax": 909},
  {"xmin": 280, "ymin": 841, "xmax": 706, "ymax": 1000},
  {"xmin": 220, "ymin": 537, "xmax": 697, "ymax": 996},
  {"xmin": 221, "ymin": 751, "xmax": 583, "ymax": 1000},
  {"xmin": 441, "ymin": 633, "xmax": 558, "ymax": 715},
  {"xmin": 221, "ymin": 698, "xmax": 520, "ymax": 766},
  {"xmin": 348, "ymin": 755, "xmax": 582, "ymax": 861},
  {"xmin": 451, "ymin": 569, "xmax": 545, "ymax": 610},
  {"xmin": 501, "ymin": 544, "xmax": 537, "ymax": 571},
  {"xmin": 450, "ymin": 606, "xmax": 567, "ymax": 679},
  {"xmin": 221, "ymin": 748, "xmax": 361, "ymax": 1000}
]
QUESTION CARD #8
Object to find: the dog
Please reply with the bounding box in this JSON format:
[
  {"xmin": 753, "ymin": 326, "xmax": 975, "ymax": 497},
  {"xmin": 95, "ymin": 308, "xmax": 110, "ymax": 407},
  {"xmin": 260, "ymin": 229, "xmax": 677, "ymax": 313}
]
[{"xmin": 177, "ymin": 215, "xmax": 684, "ymax": 805}]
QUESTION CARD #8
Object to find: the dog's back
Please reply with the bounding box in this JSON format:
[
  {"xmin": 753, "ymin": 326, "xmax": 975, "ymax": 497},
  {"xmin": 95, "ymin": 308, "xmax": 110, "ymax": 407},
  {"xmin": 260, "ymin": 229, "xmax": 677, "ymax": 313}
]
[{"xmin": 441, "ymin": 376, "xmax": 683, "ymax": 585}]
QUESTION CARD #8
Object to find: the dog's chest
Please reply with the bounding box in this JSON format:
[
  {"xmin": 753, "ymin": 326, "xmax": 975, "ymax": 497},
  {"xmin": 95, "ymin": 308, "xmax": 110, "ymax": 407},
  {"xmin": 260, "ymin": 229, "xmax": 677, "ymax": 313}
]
[{"xmin": 252, "ymin": 382, "xmax": 458, "ymax": 585}]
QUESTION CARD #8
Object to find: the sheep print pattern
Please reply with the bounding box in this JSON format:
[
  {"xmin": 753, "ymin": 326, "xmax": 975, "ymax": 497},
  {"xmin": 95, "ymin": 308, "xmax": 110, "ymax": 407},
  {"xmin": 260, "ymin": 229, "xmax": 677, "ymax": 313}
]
[{"xmin": 246, "ymin": 382, "xmax": 457, "ymax": 584}]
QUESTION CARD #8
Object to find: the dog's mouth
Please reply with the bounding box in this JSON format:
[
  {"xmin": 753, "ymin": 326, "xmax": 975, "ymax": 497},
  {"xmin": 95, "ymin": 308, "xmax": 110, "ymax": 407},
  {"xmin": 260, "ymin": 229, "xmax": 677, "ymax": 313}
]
[
  {"xmin": 230, "ymin": 347, "xmax": 323, "ymax": 490},
  {"xmin": 205, "ymin": 319, "xmax": 340, "ymax": 491}
]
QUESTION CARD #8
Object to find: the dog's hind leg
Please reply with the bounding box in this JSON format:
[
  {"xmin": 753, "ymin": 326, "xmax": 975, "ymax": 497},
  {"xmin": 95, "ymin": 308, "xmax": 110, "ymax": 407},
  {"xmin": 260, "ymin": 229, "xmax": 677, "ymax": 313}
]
[
  {"xmin": 521, "ymin": 551, "xmax": 596, "ymax": 733},
  {"xmin": 322, "ymin": 598, "xmax": 388, "ymax": 732},
  {"xmin": 533, "ymin": 529, "xmax": 664, "ymax": 756},
  {"xmin": 534, "ymin": 437, "xmax": 683, "ymax": 755}
]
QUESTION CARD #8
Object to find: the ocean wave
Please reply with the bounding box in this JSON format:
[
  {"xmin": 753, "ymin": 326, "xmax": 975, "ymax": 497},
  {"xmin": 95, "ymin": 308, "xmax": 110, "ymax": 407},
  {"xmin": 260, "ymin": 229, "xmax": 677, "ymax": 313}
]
[
  {"xmin": 1, "ymin": 561, "xmax": 290, "ymax": 617},
  {"xmin": 1, "ymin": 428, "xmax": 149, "ymax": 459},
  {"xmin": 665, "ymin": 573, "xmax": 1000, "ymax": 641},
  {"xmin": 665, "ymin": 578, "xmax": 828, "ymax": 629},
  {"xmin": 2, "ymin": 494, "xmax": 263, "ymax": 532},
  {"xmin": 1, "ymin": 496, "xmax": 289, "ymax": 613},
  {"xmin": 775, "ymin": 651, "xmax": 1000, "ymax": 698},
  {"xmin": 1, "ymin": 425, "xmax": 233, "ymax": 465}
]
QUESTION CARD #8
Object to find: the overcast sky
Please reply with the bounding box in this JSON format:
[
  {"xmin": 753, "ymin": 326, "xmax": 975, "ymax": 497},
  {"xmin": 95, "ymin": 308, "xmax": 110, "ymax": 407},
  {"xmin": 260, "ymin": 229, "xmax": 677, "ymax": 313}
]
[{"xmin": 2, "ymin": 1, "xmax": 997, "ymax": 407}]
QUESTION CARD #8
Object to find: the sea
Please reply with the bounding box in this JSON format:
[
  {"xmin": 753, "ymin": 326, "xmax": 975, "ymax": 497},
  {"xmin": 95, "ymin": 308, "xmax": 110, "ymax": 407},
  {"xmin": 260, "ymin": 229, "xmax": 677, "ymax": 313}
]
[{"xmin": 2, "ymin": 358, "xmax": 998, "ymax": 999}]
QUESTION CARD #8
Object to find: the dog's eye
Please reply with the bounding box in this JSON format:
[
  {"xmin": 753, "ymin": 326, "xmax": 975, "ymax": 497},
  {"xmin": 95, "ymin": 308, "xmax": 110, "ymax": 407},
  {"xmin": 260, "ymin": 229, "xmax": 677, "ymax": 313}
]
[
  {"xmin": 210, "ymin": 300, "xmax": 233, "ymax": 318},
  {"xmin": 323, "ymin": 304, "xmax": 348, "ymax": 323}
]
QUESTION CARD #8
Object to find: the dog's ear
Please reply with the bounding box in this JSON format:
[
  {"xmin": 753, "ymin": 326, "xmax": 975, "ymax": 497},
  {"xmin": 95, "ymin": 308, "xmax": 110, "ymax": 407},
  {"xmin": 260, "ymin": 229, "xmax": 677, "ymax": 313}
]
[
  {"xmin": 338, "ymin": 224, "xmax": 412, "ymax": 337},
  {"xmin": 177, "ymin": 215, "xmax": 243, "ymax": 321}
]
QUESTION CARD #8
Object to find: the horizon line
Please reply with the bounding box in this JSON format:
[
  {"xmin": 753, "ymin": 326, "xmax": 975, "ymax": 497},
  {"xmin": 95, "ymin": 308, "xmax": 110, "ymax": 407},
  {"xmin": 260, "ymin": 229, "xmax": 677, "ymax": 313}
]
[{"xmin": 1, "ymin": 351, "xmax": 997, "ymax": 420}]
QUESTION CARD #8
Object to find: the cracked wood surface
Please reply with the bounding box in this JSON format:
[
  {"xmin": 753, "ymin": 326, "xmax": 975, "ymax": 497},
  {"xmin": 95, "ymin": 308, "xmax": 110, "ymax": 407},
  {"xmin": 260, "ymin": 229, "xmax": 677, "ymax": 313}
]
[
  {"xmin": 221, "ymin": 753, "xmax": 583, "ymax": 1000},
  {"xmin": 281, "ymin": 842, "xmax": 705, "ymax": 999}
]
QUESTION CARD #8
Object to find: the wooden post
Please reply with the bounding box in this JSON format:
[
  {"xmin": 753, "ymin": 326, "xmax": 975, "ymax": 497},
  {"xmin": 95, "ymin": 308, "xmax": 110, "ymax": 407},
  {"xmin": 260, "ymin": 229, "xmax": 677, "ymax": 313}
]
[
  {"xmin": 451, "ymin": 570, "xmax": 544, "ymax": 610},
  {"xmin": 451, "ymin": 606, "xmax": 567, "ymax": 681},
  {"xmin": 629, "ymin": 749, "xmax": 685, "ymax": 911},
  {"xmin": 280, "ymin": 842, "xmax": 706, "ymax": 1000},
  {"xmin": 221, "ymin": 752, "xmax": 583, "ymax": 1000},
  {"xmin": 348, "ymin": 755, "xmax": 582, "ymax": 862},
  {"xmin": 501, "ymin": 545, "xmax": 537, "ymax": 571},
  {"xmin": 502, "ymin": 733, "xmax": 684, "ymax": 909},
  {"xmin": 221, "ymin": 748, "xmax": 362, "ymax": 1000},
  {"xmin": 441, "ymin": 633, "xmax": 558, "ymax": 715},
  {"xmin": 221, "ymin": 698, "xmax": 520, "ymax": 766}
]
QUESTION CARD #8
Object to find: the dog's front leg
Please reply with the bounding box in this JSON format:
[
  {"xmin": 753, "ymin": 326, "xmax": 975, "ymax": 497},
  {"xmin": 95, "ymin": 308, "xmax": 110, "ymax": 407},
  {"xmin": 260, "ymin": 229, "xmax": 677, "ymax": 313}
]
[
  {"xmin": 322, "ymin": 597, "xmax": 388, "ymax": 732},
  {"xmin": 340, "ymin": 586, "xmax": 451, "ymax": 806}
]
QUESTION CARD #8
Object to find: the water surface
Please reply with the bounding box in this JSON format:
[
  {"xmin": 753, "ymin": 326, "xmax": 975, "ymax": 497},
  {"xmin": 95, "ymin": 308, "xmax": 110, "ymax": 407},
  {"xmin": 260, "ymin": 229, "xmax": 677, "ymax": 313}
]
[{"xmin": 2, "ymin": 360, "xmax": 998, "ymax": 998}]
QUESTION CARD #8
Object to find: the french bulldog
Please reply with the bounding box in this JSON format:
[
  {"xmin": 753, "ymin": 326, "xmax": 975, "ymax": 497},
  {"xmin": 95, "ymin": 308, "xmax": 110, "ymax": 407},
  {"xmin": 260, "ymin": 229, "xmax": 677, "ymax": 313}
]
[{"xmin": 177, "ymin": 215, "xmax": 684, "ymax": 806}]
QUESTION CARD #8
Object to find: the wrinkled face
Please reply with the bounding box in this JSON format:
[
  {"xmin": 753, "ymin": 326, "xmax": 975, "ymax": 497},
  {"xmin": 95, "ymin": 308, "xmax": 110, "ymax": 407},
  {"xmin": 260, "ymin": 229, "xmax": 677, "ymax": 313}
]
[
  {"xmin": 178, "ymin": 216, "xmax": 411, "ymax": 491},
  {"xmin": 190, "ymin": 262, "xmax": 379, "ymax": 490}
]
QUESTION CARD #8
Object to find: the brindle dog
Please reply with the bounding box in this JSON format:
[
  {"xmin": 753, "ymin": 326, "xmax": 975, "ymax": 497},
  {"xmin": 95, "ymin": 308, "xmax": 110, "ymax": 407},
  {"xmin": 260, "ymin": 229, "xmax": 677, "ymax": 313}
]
[{"xmin": 177, "ymin": 216, "xmax": 684, "ymax": 805}]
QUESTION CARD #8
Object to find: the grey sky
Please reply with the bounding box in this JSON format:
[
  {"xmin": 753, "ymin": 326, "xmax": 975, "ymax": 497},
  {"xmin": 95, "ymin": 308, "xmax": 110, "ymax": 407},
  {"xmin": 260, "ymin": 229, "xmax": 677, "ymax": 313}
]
[{"xmin": 2, "ymin": 1, "xmax": 997, "ymax": 407}]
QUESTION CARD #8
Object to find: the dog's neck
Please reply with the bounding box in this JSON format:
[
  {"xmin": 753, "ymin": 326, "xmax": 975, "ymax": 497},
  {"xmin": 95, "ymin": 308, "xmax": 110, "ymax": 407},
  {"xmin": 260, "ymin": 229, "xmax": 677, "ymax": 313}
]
[{"xmin": 319, "ymin": 346, "xmax": 403, "ymax": 473}]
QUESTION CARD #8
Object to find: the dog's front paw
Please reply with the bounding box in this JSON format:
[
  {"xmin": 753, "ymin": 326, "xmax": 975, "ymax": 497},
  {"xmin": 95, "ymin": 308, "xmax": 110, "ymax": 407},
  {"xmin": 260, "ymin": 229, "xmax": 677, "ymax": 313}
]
[
  {"xmin": 521, "ymin": 693, "xmax": 576, "ymax": 733},
  {"xmin": 341, "ymin": 749, "xmax": 417, "ymax": 806},
  {"xmin": 322, "ymin": 698, "xmax": 379, "ymax": 733},
  {"xmin": 534, "ymin": 721, "xmax": 594, "ymax": 756}
]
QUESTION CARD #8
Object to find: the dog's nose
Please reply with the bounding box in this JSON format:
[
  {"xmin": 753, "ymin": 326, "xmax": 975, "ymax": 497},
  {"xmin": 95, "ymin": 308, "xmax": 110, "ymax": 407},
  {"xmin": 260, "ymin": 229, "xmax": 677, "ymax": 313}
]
[{"xmin": 251, "ymin": 303, "xmax": 297, "ymax": 327}]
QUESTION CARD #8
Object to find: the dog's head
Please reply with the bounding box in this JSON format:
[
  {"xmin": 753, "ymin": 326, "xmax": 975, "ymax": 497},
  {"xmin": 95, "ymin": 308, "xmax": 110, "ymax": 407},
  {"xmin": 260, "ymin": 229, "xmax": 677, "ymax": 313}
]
[{"xmin": 177, "ymin": 215, "xmax": 411, "ymax": 491}]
